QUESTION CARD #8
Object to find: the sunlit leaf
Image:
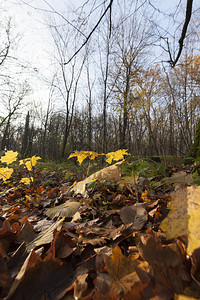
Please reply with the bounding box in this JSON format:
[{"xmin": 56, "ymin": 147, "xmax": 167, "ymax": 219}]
[
  {"xmin": 160, "ymin": 186, "xmax": 200, "ymax": 255},
  {"xmin": 0, "ymin": 167, "xmax": 13, "ymax": 181},
  {"xmin": 20, "ymin": 177, "xmax": 34, "ymax": 185},
  {"xmin": 31, "ymin": 155, "xmax": 41, "ymax": 167},
  {"xmin": 19, "ymin": 156, "xmax": 41, "ymax": 170},
  {"xmin": 68, "ymin": 150, "xmax": 99, "ymax": 164},
  {"xmin": 0, "ymin": 150, "xmax": 18, "ymax": 165},
  {"xmin": 106, "ymin": 149, "xmax": 130, "ymax": 164}
]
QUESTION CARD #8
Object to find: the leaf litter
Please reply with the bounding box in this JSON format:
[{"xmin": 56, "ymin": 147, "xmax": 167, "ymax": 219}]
[{"xmin": 0, "ymin": 162, "xmax": 200, "ymax": 299}]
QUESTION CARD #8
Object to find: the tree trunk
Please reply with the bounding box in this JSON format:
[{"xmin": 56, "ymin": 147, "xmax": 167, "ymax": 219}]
[{"xmin": 185, "ymin": 118, "xmax": 200, "ymax": 162}]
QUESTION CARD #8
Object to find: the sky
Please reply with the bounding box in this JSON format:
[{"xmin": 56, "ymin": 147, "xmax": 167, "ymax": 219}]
[{"xmin": 0, "ymin": 0, "xmax": 199, "ymax": 119}]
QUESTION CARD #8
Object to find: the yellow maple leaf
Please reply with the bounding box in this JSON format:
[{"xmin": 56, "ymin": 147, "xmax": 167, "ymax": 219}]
[
  {"xmin": 20, "ymin": 177, "xmax": 34, "ymax": 185},
  {"xmin": 0, "ymin": 167, "xmax": 13, "ymax": 181},
  {"xmin": 0, "ymin": 151, "xmax": 18, "ymax": 165},
  {"xmin": 31, "ymin": 155, "xmax": 41, "ymax": 167},
  {"xmin": 160, "ymin": 186, "xmax": 200, "ymax": 255},
  {"xmin": 68, "ymin": 151, "xmax": 99, "ymax": 164},
  {"xmin": 106, "ymin": 149, "xmax": 130, "ymax": 164}
]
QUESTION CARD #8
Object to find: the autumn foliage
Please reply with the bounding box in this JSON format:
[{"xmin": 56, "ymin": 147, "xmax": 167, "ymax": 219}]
[{"xmin": 0, "ymin": 150, "xmax": 200, "ymax": 299}]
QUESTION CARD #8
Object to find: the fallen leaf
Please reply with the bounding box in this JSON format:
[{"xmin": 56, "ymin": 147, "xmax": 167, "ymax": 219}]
[
  {"xmin": 103, "ymin": 245, "xmax": 139, "ymax": 280},
  {"xmin": 160, "ymin": 186, "xmax": 200, "ymax": 255},
  {"xmin": 120, "ymin": 203, "xmax": 148, "ymax": 229},
  {"xmin": 74, "ymin": 273, "xmax": 88, "ymax": 299},
  {"xmin": 49, "ymin": 230, "xmax": 76, "ymax": 259},
  {"xmin": 161, "ymin": 171, "xmax": 194, "ymax": 187},
  {"xmin": 4, "ymin": 249, "xmax": 74, "ymax": 300},
  {"xmin": 45, "ymin": 201, "xmax": 81, "ymax": 219},
  {"xmin": 0, "ymin": 167, "xmax": 13, "ymax": 181},
  {"xmin": 119, "ymin": 172, "xmax": 139, "ymax": 186},
  {"xmin": 17, "ymin": 217, "xmax": 36, "ymax": 244},
  {"xmin": 26, "ymin": 218, "xmax": 64, "ymax": 252},
  {"xmin": 137, "ymin": 232, "xmax": 189, "ymax": 294},
  {"xmin": 103, "ymin": 245, "xmax": 141, "ymax": 296},
  {"xmin": 20, "ymin": 177, "xmax": 34, "ymax": 185},
  {"xmin": 70, "ymin": 164, "xmax": 122, "ymax": 197},
  {"xmin": 141, "ymin": 189, "xmax": 151, "ymax": 202}
]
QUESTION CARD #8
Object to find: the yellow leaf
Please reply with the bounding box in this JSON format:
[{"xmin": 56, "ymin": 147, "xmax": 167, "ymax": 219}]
[
  {"xmin": 20, "ymin": 156, "xmax": 41, "ymax": 170},
  {"xmin": 31, "ymin": 155, "xmax": 41, "ymax": 167},
  {"xmin": 0, "ymin": 167, "xmax": 13, "ymax": 181},
  {"xmin": 141, "ymin": 189, "xmax": 151, "ymax": 202},
  {"xmin": 0, "ymin": 151, "xmax": 18, "ymax": 165},
  {"xmin": 106, "ymin": 149, "xmax": 130, "ymax": 164},
  {"xmin": 20, "ymin": 177, "xmax": 34, "ymax": 185},
  {"xmin": 160, "ymin": 186, "xmax": 200, "ymax": 255},
  {"xmin": 68, "ymin": 151, "xmax": 99, "ymax": 164}
]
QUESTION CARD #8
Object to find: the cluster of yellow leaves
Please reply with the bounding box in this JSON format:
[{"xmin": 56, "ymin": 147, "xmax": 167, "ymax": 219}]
[
  {"xmin": 19, "ymin": 156, "xmax": 41, "ymax": 171},
  {"xmin": 0, "ymin": 151, "xmax": 18, "ymax": 182},
  {"xmin": 0, "ymin": 150, "xmax": 41, "ymax": 184},
  {"xmin": 68, "ymin": 150, "xmax": 99, "ymax": 164},
  {"xmin": 69, "ymin": 149, "xmax": 130, "ymax": 165},
  {"xmin": 105, "ymin": 149, "xmax": 130, "ymax": 164}
]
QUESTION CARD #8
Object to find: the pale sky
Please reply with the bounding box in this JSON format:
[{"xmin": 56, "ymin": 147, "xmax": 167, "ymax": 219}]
[{"xmin": 0, "ymin": 0, "xmax": 199, "ymax": 119}]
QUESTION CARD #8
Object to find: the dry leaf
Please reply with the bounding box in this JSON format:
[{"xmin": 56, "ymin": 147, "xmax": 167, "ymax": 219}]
[
  {"xmin": 45, "ymin": 201, "xmax": 81, "ymax": 219},
  {"xmin": 103, "ymin": 245, "xmax": 140, "ymax": 296},
  {"xmin": 120, "ymin": 203, "xmax": 148, "ymax": 228},
  {"xmin": 4, "ymin": 249, "xmax": 74, "ymax": 300},
  {"xmin": 26, "ymin": 218, "xmax": 64, "ymax": 252},
  {"xmin": 103, "ymin": 245, "xmax": 139, "ymax": 280},
  {"xmin": 160, "ymin": 186, "xmax": 200, "ymax": 255},
  {"xmin": 70, "ymin": 164, "xmax": 122, "ymax": 197}
]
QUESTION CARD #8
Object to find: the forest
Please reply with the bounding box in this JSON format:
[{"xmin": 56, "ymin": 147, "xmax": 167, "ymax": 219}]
[
  {"xmin": 1, "ymin": 1, "xmax": 200, "ymax": 300},
  {"xmin": 0, "ymin": 0, "xmax": 199, "ymax": 161}
]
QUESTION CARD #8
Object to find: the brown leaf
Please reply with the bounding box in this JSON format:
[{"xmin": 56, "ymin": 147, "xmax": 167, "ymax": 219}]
[
  {"xmin": 103, "ymin": 245, "xmax": 139, "ymax": 280},
  {"xmin": 137, "ymin": 232, "xmax": 190, "ymax": 294},
  {"xmin": 17, "ymin": 217, "xmax": 36, "ymax": 244},
  {"xmin": 0, "ymin": 244, "xmax": 11, "ymax": 297},
  {"xmin": 120, "ymin": 203, "xmax": 148, "ymax": 229},
  {"xmin": 26, "ymin": 217, "xmax": 64, "ymax": 252},
  {"xmin": 49, "ymin": 230, "xmax": 76, "ymax": 259},
  {"xmin": 4, "ymin": 250, "xmax": 74, "ymax": 300},
  {"xmin": 45, "ymin": 201, "xmax": 81, "ymax": 219},
  {"xmin": 74, "ymin": 273, "xmax": 88, "ymax": 299}
]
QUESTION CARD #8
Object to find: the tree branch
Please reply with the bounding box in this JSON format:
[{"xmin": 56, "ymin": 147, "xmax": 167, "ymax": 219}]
[
  {"xmin": 170, "ymin": 0, "xmax": 193, "ymax": 67},
  {"xmin": 64, "ymin": 0, "xmax": 114, "ymax": 65}
]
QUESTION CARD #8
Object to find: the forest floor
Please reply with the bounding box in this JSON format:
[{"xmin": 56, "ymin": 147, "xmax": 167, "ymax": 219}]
[{"xmin": 0, "ymin": 156, "xmax": 200, "ymax": 300}]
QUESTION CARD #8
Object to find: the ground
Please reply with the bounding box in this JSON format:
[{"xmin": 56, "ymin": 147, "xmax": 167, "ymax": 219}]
[{"xmin": 0, "ymin": 157, "xmax": 200, "ymax": 300}]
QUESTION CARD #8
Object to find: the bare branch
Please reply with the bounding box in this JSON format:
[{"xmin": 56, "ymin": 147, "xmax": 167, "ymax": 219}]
[
  {"xmin": 170, "ymin": 0, "xmax": 193, "ymax": 67},
  {"xmin": 64, "ymin": 0, "xmax": 114, "ymax": 65}
]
